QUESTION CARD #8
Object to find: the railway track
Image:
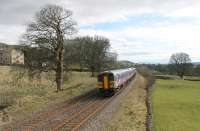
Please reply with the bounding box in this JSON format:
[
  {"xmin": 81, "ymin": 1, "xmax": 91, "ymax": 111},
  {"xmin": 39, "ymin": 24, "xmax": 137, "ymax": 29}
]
[{"xmin": 3, "ymin": 81, "xmax": 131, "ymax": 131}]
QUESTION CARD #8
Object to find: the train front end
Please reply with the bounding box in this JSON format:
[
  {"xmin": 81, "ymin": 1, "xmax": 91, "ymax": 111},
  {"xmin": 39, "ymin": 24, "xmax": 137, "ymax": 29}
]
[{"xmin": 97, "ymin": 72, "xmax": 115, "ymax": 96}]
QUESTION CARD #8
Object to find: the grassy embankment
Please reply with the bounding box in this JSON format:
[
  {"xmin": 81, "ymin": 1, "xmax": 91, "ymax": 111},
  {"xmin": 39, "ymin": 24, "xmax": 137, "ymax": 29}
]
[
  {"xmin": 104, "ymin": 67, "xmax": 155, "ymax": 131},
  {"xmin": 0, "ymin": 66, "xmax": 96, "ymax": 125},
  {"xmin": 152, "ymin": 75, "xmax": 200, "ymax": 131}
]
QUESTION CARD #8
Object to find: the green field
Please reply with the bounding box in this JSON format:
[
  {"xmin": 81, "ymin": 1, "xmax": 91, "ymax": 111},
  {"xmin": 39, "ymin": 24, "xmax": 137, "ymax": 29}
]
[{"xmin": 152, "ymin": 78, "xmax": 200, "ymax": 131}]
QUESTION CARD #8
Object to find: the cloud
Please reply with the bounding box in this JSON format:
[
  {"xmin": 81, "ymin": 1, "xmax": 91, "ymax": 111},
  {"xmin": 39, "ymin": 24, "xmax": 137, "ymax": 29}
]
[
  {"xmin": 0, "ymin": 0, "xmax": 200, "ymax": 63},
  {"xmin": 166, "ymin": 3, "xmax": 200, "ymax": 17},
  {"xmin": 79, "ymin": 21, "xmax": 200, "ymax": 63},
  {"xmin": 61, "ymin": 0, "xmax": 200, "ymax": 25},
  {"xmin": 0, "ymin": 0, "xmax": 57, "ymax": 25},
  {"xmin": 0, "ymin": 25, "xmax": 25, "ymax": 44},
  {"xmin": 1, "ymin": 0, "xmax": 199, "ymax": 26}
]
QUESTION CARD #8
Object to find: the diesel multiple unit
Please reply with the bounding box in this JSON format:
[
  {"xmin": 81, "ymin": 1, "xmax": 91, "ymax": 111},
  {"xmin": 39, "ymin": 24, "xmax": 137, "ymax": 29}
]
[{"xmin": 97, "ymin": 68, "xmax": 136, "ymax": 96}]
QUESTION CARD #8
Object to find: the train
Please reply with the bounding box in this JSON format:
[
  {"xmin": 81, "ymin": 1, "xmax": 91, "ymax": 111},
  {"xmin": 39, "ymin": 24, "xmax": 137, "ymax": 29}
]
[{"xmin": 97, "ymin": 68, "xmax": 136, "ymax": 96}]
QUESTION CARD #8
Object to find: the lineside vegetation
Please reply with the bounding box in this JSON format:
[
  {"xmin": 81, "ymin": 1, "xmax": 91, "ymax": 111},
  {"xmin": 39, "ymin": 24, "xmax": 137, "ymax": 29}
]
[{"xmin": 0, "ymin": 66, "xmax": 96, "ymax": 125}]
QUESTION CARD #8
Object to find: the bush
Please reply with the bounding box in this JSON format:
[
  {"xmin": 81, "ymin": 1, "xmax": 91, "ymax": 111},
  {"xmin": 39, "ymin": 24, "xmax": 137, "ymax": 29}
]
[
  {"xmin": 10, "ymin": 66, "xmax": 26, "ymax": 84},
  {"xmin": 136, "ymin": 66, "xmax": 156, "ymax": 88},
  {"xmin": 0, "ymin": 91, "xmax": 16, "ymax": 107}
]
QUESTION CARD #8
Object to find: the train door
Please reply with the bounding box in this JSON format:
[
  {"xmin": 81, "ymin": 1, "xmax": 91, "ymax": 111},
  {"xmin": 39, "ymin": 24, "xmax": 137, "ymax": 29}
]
[{"xmin": 103, "ymin": 75, "xmax": 109, "ymax": 89}]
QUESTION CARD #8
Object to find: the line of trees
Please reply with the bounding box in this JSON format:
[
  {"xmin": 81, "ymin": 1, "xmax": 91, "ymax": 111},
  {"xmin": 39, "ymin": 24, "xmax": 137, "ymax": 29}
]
[{"xmin": 65, "ymin": 36, "xmax": 117, "ymax": 76}]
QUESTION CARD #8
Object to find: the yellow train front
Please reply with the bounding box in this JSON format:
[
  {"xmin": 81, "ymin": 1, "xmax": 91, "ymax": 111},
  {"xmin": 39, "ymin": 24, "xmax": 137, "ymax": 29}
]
[{"xmin": 97, "ymin": 68, "xmax": 136, "ymax": 96}]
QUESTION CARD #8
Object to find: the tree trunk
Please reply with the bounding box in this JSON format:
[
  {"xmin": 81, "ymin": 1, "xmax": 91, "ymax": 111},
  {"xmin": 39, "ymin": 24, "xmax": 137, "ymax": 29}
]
[
  {"xmin": 91, "ymin": 66, "xmax": 95, "ymax": 77},
  {"xmin": 180, "ymin": 73, "xmax": 184, "ymax": 79},
  {"xmin": 56, "ymin": 62, "xmax": 63, "ymax": 91},
  {"xmin": 55, "ymin": 27, "xmax": 64, "ymax": 92},
  {"xmin": 91, "ymin": 70, "xmax": 94, "ymax": 77}
]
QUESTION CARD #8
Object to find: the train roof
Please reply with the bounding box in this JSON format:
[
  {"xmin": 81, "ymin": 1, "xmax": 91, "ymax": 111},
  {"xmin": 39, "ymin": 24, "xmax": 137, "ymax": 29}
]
[{"xmin": 100, "ymin": 68, "xmax": 136, "ymax": 76}]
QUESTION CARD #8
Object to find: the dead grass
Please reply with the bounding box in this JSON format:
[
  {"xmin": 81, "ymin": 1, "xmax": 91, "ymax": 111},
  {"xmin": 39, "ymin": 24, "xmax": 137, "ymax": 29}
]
[
  {"xmin": 0, "ymin": 66, "xmax": 96, "ymax": 126},
  {"xmin": 136, "ymin": 66, "xmax": 156, "ymax": 88},
  {"xmin": 103, "ymin": 74, "xmax": 147, "ymax": 131}
]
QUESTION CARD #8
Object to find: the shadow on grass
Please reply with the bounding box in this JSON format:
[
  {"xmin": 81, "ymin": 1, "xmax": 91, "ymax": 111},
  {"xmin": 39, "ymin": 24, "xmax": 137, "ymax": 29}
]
[
  {"xmin": 54, "ymin": 83, "xmax": 83, "ymax": 93},
  {"xmin": 0, "ymin": 106, "xmax": 8, "ymax": 111},
  {"xmin": 156, "ymin": 75, "xmax": 200, "ymax": 81},
  {"xmin": 184, "ymin": 79, "xmax": 200, "ymax": 81},
  {"xmin": 156, "ymin": 75, "xmax": 176, "ymax": 80}
]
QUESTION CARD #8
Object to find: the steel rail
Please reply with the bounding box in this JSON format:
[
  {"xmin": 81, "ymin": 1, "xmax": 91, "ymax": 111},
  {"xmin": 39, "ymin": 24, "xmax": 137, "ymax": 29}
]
[{"xmin": 51, "ymin": 98, "xmax": 104, "ymax": 131}]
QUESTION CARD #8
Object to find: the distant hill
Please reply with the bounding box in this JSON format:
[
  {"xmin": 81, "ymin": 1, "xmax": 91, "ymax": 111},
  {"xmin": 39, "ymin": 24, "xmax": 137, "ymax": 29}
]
[
  {"xmin": 193, "ymin": 62, "xmax": 200, "ymax": 65},
  {"xmin": 117, "ymin": 60, "xmax": 135, "ymax": 68}
]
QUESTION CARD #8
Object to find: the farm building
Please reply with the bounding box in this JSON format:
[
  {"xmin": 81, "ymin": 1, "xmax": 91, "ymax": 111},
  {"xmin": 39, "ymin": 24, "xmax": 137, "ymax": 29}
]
[{"xmin": 0, "ymin": 43, "xmax": 24, "ymax": 65}]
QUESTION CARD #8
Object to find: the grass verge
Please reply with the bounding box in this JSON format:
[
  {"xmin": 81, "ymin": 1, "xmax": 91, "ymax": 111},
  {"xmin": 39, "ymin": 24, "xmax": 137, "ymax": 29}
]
[
  {"xmin": 0, "ymin": 66, "xmax": 96, "ymax": 126},
  {"xmin": 103, "ymin": 74, "xmax": 148, "ymax": 131}
]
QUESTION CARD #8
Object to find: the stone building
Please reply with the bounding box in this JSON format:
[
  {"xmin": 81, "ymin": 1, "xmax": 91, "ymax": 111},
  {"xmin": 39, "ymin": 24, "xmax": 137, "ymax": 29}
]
[{"xmin": 0, "ymin": 43, "xmax": 24, "ymax": 65}]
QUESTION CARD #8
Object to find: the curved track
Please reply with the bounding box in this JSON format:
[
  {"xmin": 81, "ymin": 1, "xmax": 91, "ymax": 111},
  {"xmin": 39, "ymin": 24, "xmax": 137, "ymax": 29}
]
[{"xmin": 3, "ymin": 80, "xmax": 132, "ymax": 131}]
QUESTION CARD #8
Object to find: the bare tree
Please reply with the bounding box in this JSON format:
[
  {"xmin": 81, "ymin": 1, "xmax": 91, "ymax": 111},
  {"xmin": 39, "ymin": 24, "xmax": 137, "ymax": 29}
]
[
  {"xmin": 64, "ymin": 36, "xmax": 111, "ymax": 76},
  {"xmin": 83, "ymin": 36, "xmax": 110, "ymax": 76},
  {"xmin": 23, "ymin": 5, "xmax": 77, "ymax": 91},
  {"xmin": 102, "ymin": 52, "xmax": 118, "ymax": 70},
  {"xmin": 169, "ymin": 52, "xmax": 192, "ymax": 78}
]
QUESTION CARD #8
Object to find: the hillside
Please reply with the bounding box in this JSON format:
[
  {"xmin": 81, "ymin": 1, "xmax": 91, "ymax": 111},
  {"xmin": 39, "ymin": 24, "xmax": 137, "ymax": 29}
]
[
  {"xmin": 193, "ymin": 62, "xmax": 200, "ymax": 65},
  {"xmin": 117, "ymin": 60, "xmax": 135, "ymax": 68}
]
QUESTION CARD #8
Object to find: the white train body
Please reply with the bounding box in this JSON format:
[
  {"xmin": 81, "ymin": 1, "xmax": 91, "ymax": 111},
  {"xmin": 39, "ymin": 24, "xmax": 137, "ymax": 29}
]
[{"xmin": 97, "ymin": 68, "xmax": 136, "ymax": 96}]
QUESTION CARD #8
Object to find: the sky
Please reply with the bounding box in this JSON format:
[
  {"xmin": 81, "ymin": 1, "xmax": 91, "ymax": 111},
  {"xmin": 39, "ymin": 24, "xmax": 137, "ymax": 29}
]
[{"xmin": 0, "ymin": 0, "xmax": 200, "ymax": 63}]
